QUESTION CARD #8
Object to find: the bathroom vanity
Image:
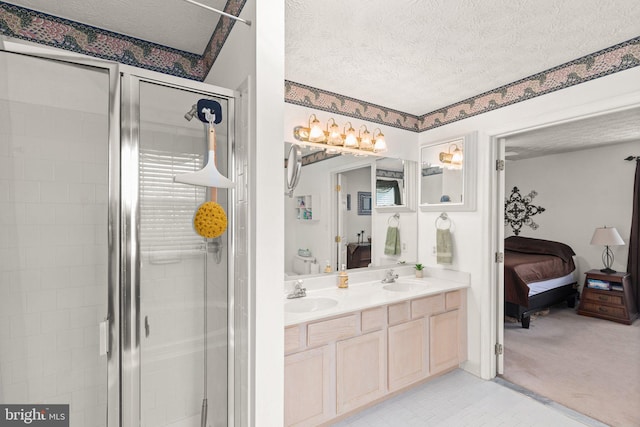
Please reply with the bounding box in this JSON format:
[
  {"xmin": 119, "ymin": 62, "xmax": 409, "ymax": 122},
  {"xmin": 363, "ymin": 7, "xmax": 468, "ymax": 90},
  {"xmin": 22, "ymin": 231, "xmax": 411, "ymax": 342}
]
[{"xmin": 283, "ymin": 271, "xmax": 468, "ymax": 426}]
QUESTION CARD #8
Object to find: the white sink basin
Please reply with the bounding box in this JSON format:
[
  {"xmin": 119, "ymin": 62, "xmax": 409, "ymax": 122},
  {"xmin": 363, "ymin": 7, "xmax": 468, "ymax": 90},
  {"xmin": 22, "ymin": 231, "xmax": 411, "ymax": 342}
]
[
  {"xmin": 383, "ymin": 282, "xmax": 427, "ymax": 292},
  {"xmin": 285, "ymin": 297, "xmax": 338, "ymax": 313}
]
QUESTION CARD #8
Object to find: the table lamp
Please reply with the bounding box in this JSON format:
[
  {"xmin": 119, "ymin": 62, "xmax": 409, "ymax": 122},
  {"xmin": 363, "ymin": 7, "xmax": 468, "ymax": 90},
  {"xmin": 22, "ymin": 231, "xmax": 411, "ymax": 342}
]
[{"xmin": 590, "ymin": 226, "xmax": 625, "ymax": 273}]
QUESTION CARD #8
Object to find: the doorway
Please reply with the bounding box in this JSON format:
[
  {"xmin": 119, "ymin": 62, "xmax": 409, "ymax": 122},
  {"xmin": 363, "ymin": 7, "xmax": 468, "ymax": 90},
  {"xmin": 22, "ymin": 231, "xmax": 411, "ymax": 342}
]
[
  {"xmin": 491, "ymin": 108, "xmax": 640, "ymax": 426},
  {"xmin": 335, "ymin": 166, "xmax": 372, "ymax": 271}
]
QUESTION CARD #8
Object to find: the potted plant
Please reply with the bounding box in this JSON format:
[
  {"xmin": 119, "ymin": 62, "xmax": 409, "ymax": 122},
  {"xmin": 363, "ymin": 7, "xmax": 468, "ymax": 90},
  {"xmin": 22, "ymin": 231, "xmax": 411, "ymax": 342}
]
[{"xmin": 414, "ymin": 263, "xmax": 424, "ymax": 278}]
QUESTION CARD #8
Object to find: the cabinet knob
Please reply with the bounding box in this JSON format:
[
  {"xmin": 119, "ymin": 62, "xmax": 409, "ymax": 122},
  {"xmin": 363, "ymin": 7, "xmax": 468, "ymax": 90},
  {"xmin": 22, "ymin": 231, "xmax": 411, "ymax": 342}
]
[
  {"xmin": 598, "ymin": 307, "xmax": 609, "ymax": 313},
  {"xmin": 598, "ymin": 296, "xmax": 608, "ymax": 301}
]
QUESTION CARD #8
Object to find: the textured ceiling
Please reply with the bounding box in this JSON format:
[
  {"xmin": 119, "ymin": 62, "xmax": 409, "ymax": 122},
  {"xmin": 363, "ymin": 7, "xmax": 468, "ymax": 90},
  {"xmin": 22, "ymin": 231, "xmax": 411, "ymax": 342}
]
[
  {"xmin": 7, "ymin": 0, "xmax": 227, "ymax": 54},
  {"xmin": 504, "ymin": 107, "xmax": 640, "ymax": 161},
  {"xmin": 286, "ymin": 0, "xmax": 640, "ymax": 115}
]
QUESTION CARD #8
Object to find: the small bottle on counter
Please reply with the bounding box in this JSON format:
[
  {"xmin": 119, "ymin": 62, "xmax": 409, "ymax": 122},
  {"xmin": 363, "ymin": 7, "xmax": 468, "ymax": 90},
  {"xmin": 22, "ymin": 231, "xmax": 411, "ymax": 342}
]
[
  {"xmin": 338, "ymin": 264, "xmax": 349, "ymax": 289},
  {"xmin": 324, "ymin": 260, "xmax": 332, "ymax": 273}
]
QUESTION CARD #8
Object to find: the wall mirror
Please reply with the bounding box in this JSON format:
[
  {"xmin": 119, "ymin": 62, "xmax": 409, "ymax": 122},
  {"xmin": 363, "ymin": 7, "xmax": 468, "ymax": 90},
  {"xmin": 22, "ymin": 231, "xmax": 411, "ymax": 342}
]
[
  {"xmin": 284, "ymin": 142, "xmax": 418, "ymax": 277},
  {"xmin": 419, "ymin": 132, "xmax": 477, "ymax": 212},
  {"xmin": 375, "ymin": 157, "xmax": 416, "ymax": 211}
]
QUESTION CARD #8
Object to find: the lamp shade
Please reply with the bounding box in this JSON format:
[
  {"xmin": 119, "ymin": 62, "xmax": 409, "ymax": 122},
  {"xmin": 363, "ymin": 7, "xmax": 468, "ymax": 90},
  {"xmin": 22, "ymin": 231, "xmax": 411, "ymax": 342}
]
[{"xmin": 590, "ymin": 227, "xmax": 625, "ymax": 246}]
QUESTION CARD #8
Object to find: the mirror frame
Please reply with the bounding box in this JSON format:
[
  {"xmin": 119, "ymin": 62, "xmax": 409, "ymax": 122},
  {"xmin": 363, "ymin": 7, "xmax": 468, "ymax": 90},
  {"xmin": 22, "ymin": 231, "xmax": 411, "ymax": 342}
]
[
  {"xmin": 419, "ymin": 132, "xmax": 477, "ymax": 212},
  {"xmin": 374, "ymin": 159, "xmax": 417, "ymax": 213},
  {"xmin": 285, "ymin": 143, "xmax": 302, "ymax": 197}
]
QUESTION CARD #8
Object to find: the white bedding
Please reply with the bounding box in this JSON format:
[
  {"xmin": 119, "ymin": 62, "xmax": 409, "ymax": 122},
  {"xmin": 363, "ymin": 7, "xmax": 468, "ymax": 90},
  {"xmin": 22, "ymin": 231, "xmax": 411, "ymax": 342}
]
[{"xmin": 527, "ymin": 271, "xmax": 576, "ymax": 296}]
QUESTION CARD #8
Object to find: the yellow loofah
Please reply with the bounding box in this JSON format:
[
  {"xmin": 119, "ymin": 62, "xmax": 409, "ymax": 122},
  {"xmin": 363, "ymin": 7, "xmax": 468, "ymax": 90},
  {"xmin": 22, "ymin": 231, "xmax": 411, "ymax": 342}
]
[{"xmin": 193, "ymin": 201, "xmax": 228, "ymax": 238}]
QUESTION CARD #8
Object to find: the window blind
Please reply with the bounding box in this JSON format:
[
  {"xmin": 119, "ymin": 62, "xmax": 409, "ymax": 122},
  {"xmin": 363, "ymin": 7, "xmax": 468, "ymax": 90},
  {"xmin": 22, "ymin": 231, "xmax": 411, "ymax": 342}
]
[{"xmin": 139, "ymin": 148, "xmax": 206, "ymax": 253}]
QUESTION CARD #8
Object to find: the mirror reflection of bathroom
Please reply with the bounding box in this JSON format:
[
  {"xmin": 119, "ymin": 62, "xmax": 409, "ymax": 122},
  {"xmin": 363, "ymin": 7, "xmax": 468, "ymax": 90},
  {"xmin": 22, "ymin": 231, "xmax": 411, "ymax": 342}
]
[
  {"xmin": 283, "ymin": 142, "xmax": 419, "ymax": 278},
  {"xmin": 420, "ymin": 138, "xmax": 464, "ymax": 205}
]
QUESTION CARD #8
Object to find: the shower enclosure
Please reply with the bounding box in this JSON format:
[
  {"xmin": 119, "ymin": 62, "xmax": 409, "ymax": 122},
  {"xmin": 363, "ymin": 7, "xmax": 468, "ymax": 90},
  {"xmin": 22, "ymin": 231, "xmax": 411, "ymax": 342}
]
[{"xmin": 0, "ymin": 43, "xmax": 239, "ymax": 427}]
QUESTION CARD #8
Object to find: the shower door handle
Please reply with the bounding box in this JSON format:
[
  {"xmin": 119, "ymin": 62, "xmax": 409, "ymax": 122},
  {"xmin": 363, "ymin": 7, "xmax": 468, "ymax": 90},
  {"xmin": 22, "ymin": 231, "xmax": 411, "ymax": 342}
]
[
  {"xmin": 99, "ymin": 318, "xmax": 110, "ymax": 356},
  {"xmin": 144, "ymin": 316, "xmax": 150, "ymax": 338}
]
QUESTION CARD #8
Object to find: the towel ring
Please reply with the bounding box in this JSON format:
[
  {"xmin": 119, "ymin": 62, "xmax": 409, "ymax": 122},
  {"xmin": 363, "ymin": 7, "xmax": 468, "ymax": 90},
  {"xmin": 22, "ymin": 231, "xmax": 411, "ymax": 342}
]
[
  {"xmin": 435, "ymin": 212, "xmax": 451, "ymax": 230},
  {"xmin": 388, "ymin": 213, "xmax": 400, "ymax": 227}
]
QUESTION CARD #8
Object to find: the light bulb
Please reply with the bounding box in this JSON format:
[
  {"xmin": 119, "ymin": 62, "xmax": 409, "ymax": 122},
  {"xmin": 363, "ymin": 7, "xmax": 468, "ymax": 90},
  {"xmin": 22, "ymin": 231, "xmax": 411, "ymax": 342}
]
[
  {"xmin": 308, "ymin": 115, "xmax": 325, "ymax": 142},
  {"xmin": 359, "ymin": 127, "xmax": 372, "ymax": 150},
  {"xmin": 373, "ymin": 130, "xmax": 387, "ymax": 153},
  {"xmin": 327, "ymin": 120, "xmax": 343, "ymax": 146},
  {"xmin": 344, "ymin": 123, "xmax": 358, "ymax": 148}
]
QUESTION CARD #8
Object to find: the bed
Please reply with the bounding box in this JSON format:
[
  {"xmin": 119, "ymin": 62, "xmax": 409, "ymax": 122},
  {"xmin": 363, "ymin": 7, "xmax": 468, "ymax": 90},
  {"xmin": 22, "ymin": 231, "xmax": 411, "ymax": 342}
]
[{"xmin": 504, "ymin": 236, "xmax": 578, "ymax": 328}]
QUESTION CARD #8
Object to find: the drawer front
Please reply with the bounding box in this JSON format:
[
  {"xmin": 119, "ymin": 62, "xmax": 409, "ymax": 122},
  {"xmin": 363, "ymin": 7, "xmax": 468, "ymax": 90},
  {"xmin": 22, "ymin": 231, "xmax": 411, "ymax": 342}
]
[
  {"xmin": 581, "ymin": 303, "xmax": 626, "ymax": 319},
  {"xmin": 285, "ymin": 325, "xmax": 302, "ymax": 354},
  {"xmin": 412, "ymin": 293, "xmax": 445, "ymax": 318},
  {"xmin": 584, "ymin": 291, "xmax": 623, "ymax": 306},
  {"xmin": 308, "ymin": 314, "xmax": 358, "ymax": 347},
  {"xmin": 445, "ymin": 290, "xmax": 461, "ymax": 310},
  {"xmin": 361, "ymin": 306, "xmax": 386, "ymax": 332},
  {"xmin": 388, "ymin": 302, "xmax": 410, "ymax": 325}
]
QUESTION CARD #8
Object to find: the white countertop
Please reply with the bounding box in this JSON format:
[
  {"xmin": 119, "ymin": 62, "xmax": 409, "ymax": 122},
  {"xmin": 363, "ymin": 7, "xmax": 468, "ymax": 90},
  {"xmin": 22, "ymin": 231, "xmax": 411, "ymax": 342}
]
[{"xmin": 284, "ymin": 275, "xmax": 469, "ymax": 327}]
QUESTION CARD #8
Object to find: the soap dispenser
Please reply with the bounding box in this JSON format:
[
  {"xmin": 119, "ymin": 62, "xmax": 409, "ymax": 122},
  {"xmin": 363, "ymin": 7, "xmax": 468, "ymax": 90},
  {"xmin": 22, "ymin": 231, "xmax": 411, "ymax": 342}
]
[{"xmin": 338, "ymin": 264, "xmax": 349, "ymax": 289}]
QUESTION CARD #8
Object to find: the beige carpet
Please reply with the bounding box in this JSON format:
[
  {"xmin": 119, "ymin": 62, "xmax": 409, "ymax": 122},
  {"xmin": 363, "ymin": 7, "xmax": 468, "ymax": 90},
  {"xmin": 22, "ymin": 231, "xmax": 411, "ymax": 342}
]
[{"xmin": 503, "ymin": 305, "xmax": 640, "ymax": 427}]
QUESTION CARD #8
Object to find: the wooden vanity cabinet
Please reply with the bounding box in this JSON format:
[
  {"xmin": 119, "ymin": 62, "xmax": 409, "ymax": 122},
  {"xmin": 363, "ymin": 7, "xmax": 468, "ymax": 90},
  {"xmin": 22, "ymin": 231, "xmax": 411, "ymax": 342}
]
[
  {"xmin": 430, "ymin": 309, "xmax": 459, "ymax": 374},
  {"xmin": 284, "ymin": 289, "xmax": 467, "ymax": 426},
  {"xmin": 388, "ymin": 318, "xmax": 428, "ymax": 391},
  {"xmin": 284, "ymin": 345, "xmax": 333, "ymax": 426},
  {"xmin": 336, "ymin": 330, "xmax": 386, "ymax": 414}
]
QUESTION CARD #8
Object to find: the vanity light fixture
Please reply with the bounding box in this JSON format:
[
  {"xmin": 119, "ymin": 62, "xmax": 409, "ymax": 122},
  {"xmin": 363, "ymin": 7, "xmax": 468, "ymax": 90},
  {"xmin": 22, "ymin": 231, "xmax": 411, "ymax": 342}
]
[
  {"xmin": 373, "ymin": 128, "xmax": 387, "ymax": 153},
  {"xmin": 327, "ymin": 118, "xmax": 343, "ymax": 146},
  {"xmin": 343, "ymin": 122, "xmax": 358, "ymax": 148},
  {"xmin": 439, "ymin": 143, "xmax": 463, "ymax": 168},
  {"xmin": 359, "ymin": 125, "xmax": 373, "ymax": 151},
  {"xmin": 292, "ymin": 116, "xmax": 386, "ymax": 156},
  {"xmin": 308, "ymin": 114, "xmax": 325, "ymax": 143}
]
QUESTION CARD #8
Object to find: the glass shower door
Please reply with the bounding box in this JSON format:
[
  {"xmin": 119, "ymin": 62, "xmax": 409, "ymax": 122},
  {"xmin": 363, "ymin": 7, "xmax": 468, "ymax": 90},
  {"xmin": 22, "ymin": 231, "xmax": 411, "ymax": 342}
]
[
  {"xmin": 0, "ymin": 51, "xmax": 110, "ymax": 426},
  {"xmin": 133, "ymin": 80, "xmax": 231, "ymax": 427}
]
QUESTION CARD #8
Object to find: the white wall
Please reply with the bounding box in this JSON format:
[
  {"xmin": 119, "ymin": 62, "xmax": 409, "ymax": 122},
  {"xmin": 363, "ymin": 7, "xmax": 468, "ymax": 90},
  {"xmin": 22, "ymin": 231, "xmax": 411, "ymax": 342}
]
[
  {"xmin": 505, "ymin": 140, "xmax": 637, "ymax": 288},
  {"xmin": 207, "ymin": 2, "xmax": 286, "ymax": 426},
  {"xmin": 418, "ymin": 66, "xmax": 640, "ymax": 380}
]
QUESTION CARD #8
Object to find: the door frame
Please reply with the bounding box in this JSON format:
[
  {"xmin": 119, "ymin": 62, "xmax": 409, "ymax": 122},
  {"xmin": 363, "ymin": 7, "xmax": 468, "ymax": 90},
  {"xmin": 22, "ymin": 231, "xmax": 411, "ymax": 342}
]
[{"xmin": 488, "ymin": 105, "xmax": 640, "ymax": 377}]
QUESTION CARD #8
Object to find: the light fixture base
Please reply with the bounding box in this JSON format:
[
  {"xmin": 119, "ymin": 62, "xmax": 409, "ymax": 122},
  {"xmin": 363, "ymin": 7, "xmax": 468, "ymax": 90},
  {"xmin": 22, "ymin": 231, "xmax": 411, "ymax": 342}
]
[{"xmin": 599, "ymin": 267, "xmax": 617, "ymax": 274}]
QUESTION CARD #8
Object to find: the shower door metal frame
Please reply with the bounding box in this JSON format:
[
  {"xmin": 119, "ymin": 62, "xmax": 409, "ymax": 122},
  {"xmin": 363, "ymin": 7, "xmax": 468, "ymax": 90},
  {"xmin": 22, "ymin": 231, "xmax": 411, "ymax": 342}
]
[
  {"xmin": 1, "ymin": 37, "xmax": 239, "ymax": 427},
  {"xmin": 0, "ymin": 38, "xmax": 122, "ymax": 427},
  {"xmin": 120, "ymin": 72, "xmax": 237, "ymax": 427}
]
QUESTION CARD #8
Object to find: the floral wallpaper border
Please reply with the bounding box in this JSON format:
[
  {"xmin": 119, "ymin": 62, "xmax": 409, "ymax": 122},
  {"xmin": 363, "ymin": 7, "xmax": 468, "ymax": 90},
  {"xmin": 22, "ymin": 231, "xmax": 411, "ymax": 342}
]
[
  {"xmin": 0, "ymin": 1, "xmax": 247, "ymax": 81},
  {"xmin": 285, "ymin": 79, "xmax": 420, "ymax": 132},
  {"xmin": 202, "ymin": 0, "xmax": 247, "ymax": 72},
  {"xmin": 286, "ymin": 37, "xmax": 640, "ymax": 133}
]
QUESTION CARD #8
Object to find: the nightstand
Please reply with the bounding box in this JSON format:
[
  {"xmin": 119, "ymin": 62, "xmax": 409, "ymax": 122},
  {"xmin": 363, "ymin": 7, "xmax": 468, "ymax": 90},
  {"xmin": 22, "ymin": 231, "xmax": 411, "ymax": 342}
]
[{"xmin": 577, "ymin": 270, "xmax": 638, "ymax": 324}]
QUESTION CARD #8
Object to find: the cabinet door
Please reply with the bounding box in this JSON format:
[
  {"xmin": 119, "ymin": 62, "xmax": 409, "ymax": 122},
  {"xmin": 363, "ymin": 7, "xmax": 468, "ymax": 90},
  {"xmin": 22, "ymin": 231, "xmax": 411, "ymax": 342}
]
[
  {"xmin": 430, "ymin": 309, "xmax": 459, "ymax": 374},
  {"xmin": 336, "ymin": 330, "xmax": 386, "ymax": 414},
  {"xmin": 285, "ymin": 346, "xmax": 333, "ymax": 426},
  {"xmin": 388, "ymin": 318, "xmax": 428, "ymax": 391}
]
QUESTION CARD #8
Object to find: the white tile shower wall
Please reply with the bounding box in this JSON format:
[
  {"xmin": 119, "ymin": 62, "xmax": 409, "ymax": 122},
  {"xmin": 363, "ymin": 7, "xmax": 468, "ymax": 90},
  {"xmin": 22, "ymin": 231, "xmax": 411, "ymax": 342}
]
[{"xmin": 0, "ymin": 95, "xmax": 108, "ymax": 427}]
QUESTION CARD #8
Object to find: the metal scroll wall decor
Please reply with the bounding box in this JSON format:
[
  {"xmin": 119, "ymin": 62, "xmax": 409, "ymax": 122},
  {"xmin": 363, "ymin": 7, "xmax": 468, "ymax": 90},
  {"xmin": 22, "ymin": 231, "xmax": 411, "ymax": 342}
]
[{"xmin": 504, "ymin": 187, "xmax": 545, "ymax": 235}]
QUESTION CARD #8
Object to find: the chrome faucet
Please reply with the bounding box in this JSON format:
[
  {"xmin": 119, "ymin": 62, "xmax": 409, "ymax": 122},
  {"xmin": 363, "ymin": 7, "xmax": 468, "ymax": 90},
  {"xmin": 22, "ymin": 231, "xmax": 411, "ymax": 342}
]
[
  {"xmin": 287, "ymin": 280, "xmax": 307, "ymax": 299},
  {"xmin": 381, "ymin": 269, "xmax": 399, "ymax": 283}
]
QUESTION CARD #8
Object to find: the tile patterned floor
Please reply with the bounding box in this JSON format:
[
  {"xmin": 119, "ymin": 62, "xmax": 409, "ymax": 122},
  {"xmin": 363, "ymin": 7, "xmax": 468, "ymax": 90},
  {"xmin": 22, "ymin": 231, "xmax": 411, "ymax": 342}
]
[{"xmin": 332, "ymin": 370, "xmax": 606, "ymax": 427}]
